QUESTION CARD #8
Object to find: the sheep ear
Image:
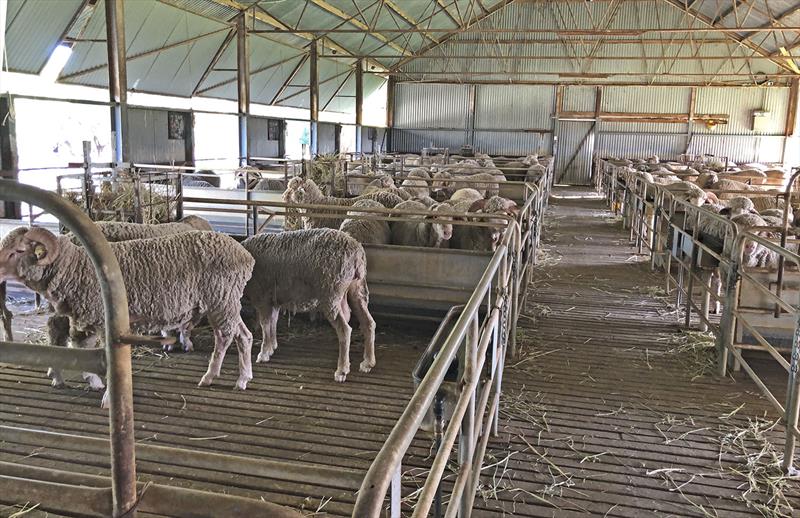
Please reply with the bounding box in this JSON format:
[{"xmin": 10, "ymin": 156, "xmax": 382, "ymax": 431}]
[{"xmin": 23, "ymin": 227, "xmax": 61, "ymax": 265}]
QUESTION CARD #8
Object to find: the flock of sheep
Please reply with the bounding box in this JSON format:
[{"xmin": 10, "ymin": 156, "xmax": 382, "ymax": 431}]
[
  {"xmin": 281, "ymin": 153, "xmax": 552, "ymax": 251},
  {"xmin": 0, "ymin": 151, "xmax": 552, "ymax": 406},
  {"xmin": 0, "ymin": 216, "xmax": 375, "ymax": 406},
  {"xmin": 617, "ymin": 155, "xmax": 793, "ymax": 268}
]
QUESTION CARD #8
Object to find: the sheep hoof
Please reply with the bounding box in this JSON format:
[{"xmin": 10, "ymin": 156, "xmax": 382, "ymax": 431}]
[
  {"xmin": 100, "ymin": 391, "xmax": 110, "ymax": 409},
  {"xmin": 256, "ymin": 351, "xmax": 272, "ymax": 363},
  {"xmin": 198, "ymin": 374, "xmax": 214, "ymax": 387},
  {"xmin": 85, "ymin": 374, "xmax": 105, "ymax": 391},
  {"xmin": 182, "ymin": 343, "xmax": 194, "ymax": 353},
  {"xmin": 334, "ymin": 370, "xmax": 348, "ymax": 382},
  {"xmin": 234, "ymin": 376, "xmax": 251, "ymax": 391},
  {"xmin": 359, "ymin": 360, "xmax": 375, "ymax": 373}
]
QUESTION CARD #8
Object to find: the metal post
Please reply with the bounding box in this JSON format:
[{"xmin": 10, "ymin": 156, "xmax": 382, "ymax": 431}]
[
  {"xmin": 355, "ymin": 59, "xmax": 363, "ymax": 154},
  {"xmin": 386, "ymin": 76, "xmax": 395, "ymax": 152},
  {"xmin": 717, "ymin": 257, "xmax": 741, "ymax": 377},
  {"xmin": 105, "ymin": 0, "xmax": 128, "ymax": 165},
  {"xmin": 236, "ymin": 12, "xmax": 249, "ymax": 167},
  {"xmin": 82, "ymin": 141, "xmax": 94, "ymax": 219},
  {"xmin": 309, "ymin": 39, "xmax": 319, "ymax": 157},
  {"xmin": 783, "ymin": 316, "xmax": 800, "ymax": 474},
  {"xmin": 433, "ymin": 393, "xmax": 444, "ymax": 518},
  {"xmin": 458, "ymin": 316, "xmax": 478, "ymax": 518}
]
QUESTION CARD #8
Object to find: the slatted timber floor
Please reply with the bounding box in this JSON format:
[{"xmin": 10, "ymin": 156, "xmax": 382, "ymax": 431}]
[
  {"xmin": 2, "ymin": 187, "xmax": 800, "ymax": 517},
  {"xmin": 473, "ymin": 187, "xmax": 800, "ymax": 517}
]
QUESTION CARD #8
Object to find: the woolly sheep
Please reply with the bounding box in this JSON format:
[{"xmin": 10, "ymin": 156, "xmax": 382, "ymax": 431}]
[
  {"xmin": 730, "ymin": 213, "xmax": 776, "ymax": 267},
  {"xmin": 526, "ymin": 164, "xmax": 547, "ymax": 183},
  {"xmin": 0, "ymin": 228, "xmax": 254, "ymax": 400},
  {"xmin": 660, "ymin": 181, "xmax": 706, "ymax": 206},
  {"xmin": 182, "ymin": 170, "xmax": 220, "ymax": 188},
  {"xmin": 708, "ymin": 179, "xmax": 767, "ymax": 200},
  {"xmin": 0, "ymin": 216, "xmax": 214, "ymax": 347},
  {"xmin": 339, "ymin": 199, "xmax": 391, "ymax": 245},
  {"xmin": 400, "ymin": 168, "xmax": 431, "ymax": 197},
  {"xmin": 283, "ymin": 177, "xmax": 404, "ymax": 230},
  {"xmin": 450, "ymin": 196, "xmax": 518, "ymax": 251},
  {"xmin": 241, "ymin": 229, "xmax": 375, "ymax": 382},
  {"xmin": 431, "ymin": 170, "xmax": 506, "ymax": 198},
  {"xmin": 390, "ymin": 200, "xmax": 453, "ymax": 248},
  {"xmin": 725, "ymin": 197, "xmax": 756, "ymax": 217}
]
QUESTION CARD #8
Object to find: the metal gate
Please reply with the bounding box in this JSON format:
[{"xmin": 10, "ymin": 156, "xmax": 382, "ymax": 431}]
[{"xmin": 555, "ymin": 120, "xmax": 595, "ymax": 185}]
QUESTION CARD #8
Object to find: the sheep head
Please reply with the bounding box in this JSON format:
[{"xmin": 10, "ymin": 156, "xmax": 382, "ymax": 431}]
[
  {"xmin": 429, "ymin": 203, "xmax": 454, "ymax": 245},
  {"xmin": 431, "ymin": 171, "xmax": 455, "ymax": 193},
  {"xmin": 0, "ymin": 227, "xmax": 62, "ymax": 284}
]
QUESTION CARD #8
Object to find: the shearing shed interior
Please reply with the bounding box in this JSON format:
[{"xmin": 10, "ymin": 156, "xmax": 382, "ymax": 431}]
[{"xmin": 3, "ymin": 0, "xmax": 800, "ymax": 517}]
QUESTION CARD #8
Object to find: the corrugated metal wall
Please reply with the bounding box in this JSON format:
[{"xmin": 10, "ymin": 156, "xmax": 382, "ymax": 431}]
[
  {"xmin": 391, "ymin": 83, "xmax": 795, "ymax": 180},
  {"xmin": 317, "ymin": 122, "xmax": 338, "ymax": 155},
  {"xmin": 128, "ymin": 108, "xmax": 191, "ymax": 165}
]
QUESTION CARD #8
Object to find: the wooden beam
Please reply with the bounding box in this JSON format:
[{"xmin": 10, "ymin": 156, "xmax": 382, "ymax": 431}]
[
  {"xmin": 558, "ymin": 110, "xmax": 729, "ymax": 124},
  {"xmin": 786, "ymin": 78, "xmax": 799, "ymax": 137}
]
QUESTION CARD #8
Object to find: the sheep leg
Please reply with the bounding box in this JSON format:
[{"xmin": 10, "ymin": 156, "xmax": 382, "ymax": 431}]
[
  {"xmin": 73, "ymin": 333, "xmax": 104, "ymax": 391},
  {"xmin": 234, "ymin": 317, "xmax": 254, "ymax": 390},
  {"xmin": 348, "ymin": 280, "xmax": 376, "ymax": 373},
  {"xmin": 45, "ymin": 315, "xmax": 71, "ymax": 388},
  {"xmin": 256, "ymin": 306, "xmax": 279, "ymax": 363},
  {"xmin": 0, "ymin": 282, "xmax": 13, "ymax": 341},
  {"xmin": 327, "ymin": 308, "xmax": 352, "ymax": 382},
  {"xmin": 199, "ymin": 327, "xmax": 233, "ymax": 387}
]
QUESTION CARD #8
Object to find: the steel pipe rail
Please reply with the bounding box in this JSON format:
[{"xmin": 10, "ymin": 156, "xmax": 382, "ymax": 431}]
[{"xmin": 0, "ymin": 179, "xmax": 136, "ymax": 516}]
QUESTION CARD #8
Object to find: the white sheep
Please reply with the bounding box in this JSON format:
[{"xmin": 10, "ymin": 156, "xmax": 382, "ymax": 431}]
[
  {"xmin": 241, "ymin": 229, "xmax": 375, "ymax": 382},
  {"xmin": 431, "ymin": 170, "xmax": 506, "ymax": 198},
  {"xmin": 282, "ymin": 177, "xmax": 405, "ymax": 230},
  {"xmin": 339, "ymin": 199, "xmax": 391, "ymax": 245},
  {"xmin": 0, "ymin": 227, "xmax": 254, "ymax": 398},
  {"xmin": 450, "ymin": 196, "xmax": 518, "ymax": 251},
  {"xmin": 400, "ymin": 168, "xmax": 432, "ymax": 197},
  {"xmin": 390, "ymin": 200, "xmax": 453, "ymax": 248}
]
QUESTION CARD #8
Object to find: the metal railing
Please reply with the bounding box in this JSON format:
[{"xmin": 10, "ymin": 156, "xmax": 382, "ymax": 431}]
[
  {"xmin": 596, "ymin": 162, "xmax": 800, "ymax": 475},
  {"xmin": 0, "ymin": 180, "xmax": 360, "ymax": 517}
]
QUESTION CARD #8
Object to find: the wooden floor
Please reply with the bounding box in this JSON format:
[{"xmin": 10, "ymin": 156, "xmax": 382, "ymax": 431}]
[
  {"xmin": 475, "ymin": 187, "xmax": 800, "ymax": 517},
  {"xmin": 2, "ymin": 187, "xmax": 799, "ymax": 517}
]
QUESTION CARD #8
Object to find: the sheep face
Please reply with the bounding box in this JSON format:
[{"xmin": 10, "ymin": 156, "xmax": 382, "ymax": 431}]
[
  {"xmin": 431, "ymin": 171, "xmax": 455, "ymax": 193},
  {"xmin": 430, "ymin": 204, "xmax": 454, "ymax": 243},
  {"xmin": 0, "ymin": 227, "xmax": 60, "ymax": 285}
]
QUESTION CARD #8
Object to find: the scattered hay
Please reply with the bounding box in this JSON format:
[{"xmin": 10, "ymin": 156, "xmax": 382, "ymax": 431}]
[
  {"xmin": 308, "ymin": 154, "xmax": 345, "ymax": 195},
  {"xmin": 666, "ymin": 330, "xmax": 717, "ymax": 381},
  {"xmin": 298, "ymin": 495, "xmax": 333, "ymax": 516},
  {"xmin": 499, "ymin": 388, "xmax": 549, "ymax": 433},
  {"xmin": 719, "ymin": 418, "xmax": 796, "ymax": 518},
  {"xmin": 3, "ymin": 503, "xmax": 41, "ymax": 518}
]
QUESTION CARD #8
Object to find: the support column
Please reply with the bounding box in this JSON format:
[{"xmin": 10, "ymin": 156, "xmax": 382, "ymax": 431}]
[
  {"xmin": 386, "ymin": 76, "xmax": 395, "ymax": 152},
  {"xmin": 355, "ymin": 59, "xmax": 363, "ymax": 154},
  {"xmin": 236, "ymin": 12, "xmax": 250, "ymax": 167},
  {"xmin": 467, "ymin": 84, "xmax": 476, "ymax": 150},
  {"xmin": 0, "ymin": 97, "xmax": 20, "ymax": 219},
  {"xmin": 105, "ymin": 0, "xmax": 128, "ymax": 165},
  {"xmin": 782, "ymin": 78, "xmax": 798, "ymax": 163},
  {"xmin": 309, "ymin": 39, "xmax": 319, "ymax": 157}
]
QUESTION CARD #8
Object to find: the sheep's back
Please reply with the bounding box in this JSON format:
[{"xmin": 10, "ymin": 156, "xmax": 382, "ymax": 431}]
[{"xmin": 242, "ymin": 229, "xmax": 364, "ymax": 310}]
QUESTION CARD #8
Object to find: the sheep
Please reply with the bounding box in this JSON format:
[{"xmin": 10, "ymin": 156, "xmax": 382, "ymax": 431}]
[
  {"xmin": 526, "ymin": 164, "xmax": 547, "ymax": 183},
  {"xmin": 660, "ymin": 181, "xmax": 707, "ymax": 206},
  {"xmin": 450, "ymin": 196, "xmax": 518, "ymax": 251},
  {"xmin": 362, "ymin": 175, "xmax": 396, "ymax": 195},
  {"xmin": 725, "ymin": 197, "xmax": 756, "ymax": 217},
  {"xmin": 431, "ymin": 170, "xmax": 506, "ymax": 198},
  {"xmin": 730, "ymin": 213, "xmax": 776, "ymax": 267},
  {"xmin": 0, "ymin": 216, "xmax": 215, "ymax": 348},
  {"xmin": 282, "ymin": 177, "xmax": 404, "ymax": 230},
  {"xmin": 182, "ymin": 170, "xmax": 220, "ymax": 188},
  {"xmin": 0, "ymin": 281, "xmax": 11, "ymax": 341},
  {"xmin": 708, "ymin": 178, "xmax": 767, "ymax": 200},
  {"xmin": 646, "ymin": 155, "xmax": 660, "ymax": 164},
  {"xmin": 339, "ymin": 199, "xmax": 391, "ymax": 245},
  {"xmin": 500, "ymin": 161, "xmax": 526, "ymax": 181},
  {"xmin": 400, "ymin": 168, "xmax": 432, "ymax": 197},
  {"xmin": 412, "ymin": 195, "xmax": 439, "ymax": 208},
  {"xmin": 235, "ymin": 167, "xmax": 262, "ymax": 190},
  {"xmin": 252, "ymin": 177, "xmax": 287, "ymax": 191},
  {"xmin": 390, "ymin": 200, "xmax": 453, "ymax": 248},
  {"xmin": 0, "ymin": 228, "xmax": 254, "ymax": 397},
  {"xmin": 695, "ymin": 172, "xmax": 718, "ymax": 189},
  {"xmin": 241, "ymin": 229, "xmax": 375, "ymax": 382}
]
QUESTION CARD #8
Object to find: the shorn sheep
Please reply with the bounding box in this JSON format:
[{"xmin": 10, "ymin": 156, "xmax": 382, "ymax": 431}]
[
  {"xmin": 339, "ymin": 199, "xmax": 391, "ymax": 245},
  {"xmin": 0, "ymin": 228, "xmax": 255, "ymax": 397},
  {"xmin": 241, "ymin": 229, "xmax": 376, "ymax": 382}
]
